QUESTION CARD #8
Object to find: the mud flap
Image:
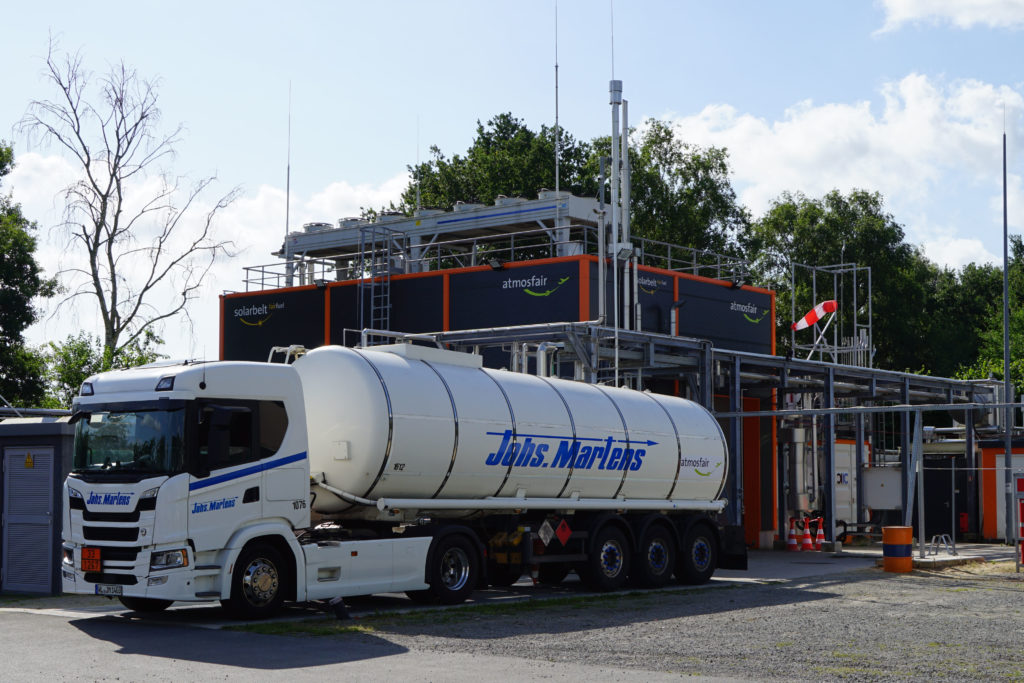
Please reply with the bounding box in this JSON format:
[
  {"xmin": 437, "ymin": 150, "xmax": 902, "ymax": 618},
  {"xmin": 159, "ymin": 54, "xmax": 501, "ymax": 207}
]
[{"xmin": 717, "ymin": 525, "xmax": 748, "ymax": 570}]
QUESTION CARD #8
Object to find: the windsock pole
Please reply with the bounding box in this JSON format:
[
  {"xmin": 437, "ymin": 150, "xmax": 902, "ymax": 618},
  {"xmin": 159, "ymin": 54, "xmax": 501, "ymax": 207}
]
[{"xmin": 805, "ymin": 312, "xmax": 837, "ymax": 361}]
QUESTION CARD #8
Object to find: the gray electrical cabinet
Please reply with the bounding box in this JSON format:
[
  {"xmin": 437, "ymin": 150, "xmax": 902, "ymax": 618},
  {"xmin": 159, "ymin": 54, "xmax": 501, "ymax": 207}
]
[{"xmin": 0, "ymin": 418, "xmax": 74, "ymax": 595}]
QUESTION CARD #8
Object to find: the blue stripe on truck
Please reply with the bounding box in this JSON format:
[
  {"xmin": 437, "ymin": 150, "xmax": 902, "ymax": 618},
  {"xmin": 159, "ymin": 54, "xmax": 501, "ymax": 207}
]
[{"xmin": 188, "ymin": 451, "xmax": 308, "ymax": 491}]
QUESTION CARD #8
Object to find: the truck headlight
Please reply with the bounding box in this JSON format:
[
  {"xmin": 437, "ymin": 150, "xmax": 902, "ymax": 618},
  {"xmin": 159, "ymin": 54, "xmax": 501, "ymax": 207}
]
[
  {"xmin": 62, "ymin": 546, "xmax": 74, "ymax": 566},
  {"xmin": 68, "ymin": 487, "xmax": 83, "ymax": 499},
  {"xmin": 150, "ymin": 549, "xmax": 189, "ymax": 571}
]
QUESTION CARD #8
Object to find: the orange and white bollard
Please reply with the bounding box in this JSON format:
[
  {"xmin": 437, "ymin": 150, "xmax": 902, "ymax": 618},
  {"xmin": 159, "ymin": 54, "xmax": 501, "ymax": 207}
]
[
  {"xmin": 801, "ymin": 518, "xmax": 815, "ymax": 552},
  {"xmin": 787, "ymin": 518, "xmax": 800, "ymax": 552},
  {"xmin": 814, "ymin": 517, "xmax": 826, "ymax": 551}
]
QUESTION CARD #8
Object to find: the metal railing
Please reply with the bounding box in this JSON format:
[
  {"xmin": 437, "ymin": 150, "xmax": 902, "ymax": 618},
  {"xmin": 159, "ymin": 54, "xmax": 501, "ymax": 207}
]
[{"xmin": 239, "ymin": 225, "xmax": 752, "ymax": 291}]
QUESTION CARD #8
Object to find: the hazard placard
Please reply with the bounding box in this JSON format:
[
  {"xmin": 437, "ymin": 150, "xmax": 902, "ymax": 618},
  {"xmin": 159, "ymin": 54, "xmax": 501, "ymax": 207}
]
[{"xmin": 555, "ymin": 518, "xmax": 572, "ymax": 546}]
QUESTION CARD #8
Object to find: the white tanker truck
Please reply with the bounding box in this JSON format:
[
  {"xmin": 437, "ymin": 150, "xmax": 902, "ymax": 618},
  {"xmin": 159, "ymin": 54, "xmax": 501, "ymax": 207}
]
[{"xmin": 60, "ymin": 343, "xmax": 744, "ymax": 618}]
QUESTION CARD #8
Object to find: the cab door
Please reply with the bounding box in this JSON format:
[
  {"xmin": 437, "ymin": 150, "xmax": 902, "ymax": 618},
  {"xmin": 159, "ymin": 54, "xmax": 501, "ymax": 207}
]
[{"xmin": 187, "ymin": 402, "xmax": 264, "ymax": 551}]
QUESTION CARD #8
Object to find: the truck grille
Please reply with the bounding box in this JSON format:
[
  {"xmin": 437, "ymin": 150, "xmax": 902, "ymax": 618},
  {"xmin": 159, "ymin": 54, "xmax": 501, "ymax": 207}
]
[
  {"xmin": 83, "ymin": 526, "xmax": 140, "ymax": 542},
  {"xmin": 100, "ymin": 547, "xmax": 140, "ymax": 562},
  {"xmin": 82, "ymin": 509, "xmax": 141, "ymax": 523}
]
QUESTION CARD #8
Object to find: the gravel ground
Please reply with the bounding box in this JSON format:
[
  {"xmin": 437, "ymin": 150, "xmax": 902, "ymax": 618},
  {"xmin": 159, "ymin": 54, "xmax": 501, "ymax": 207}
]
[{"xmin": 310, "ymin": 562, "xmax": 1024, "ymax": 681}]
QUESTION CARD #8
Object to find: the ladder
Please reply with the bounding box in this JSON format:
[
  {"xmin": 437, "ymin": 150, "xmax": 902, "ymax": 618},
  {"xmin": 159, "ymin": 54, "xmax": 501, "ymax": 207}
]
[{"xmin": 358, "ymin": 225, "xmax": 406, "ymax": 344}]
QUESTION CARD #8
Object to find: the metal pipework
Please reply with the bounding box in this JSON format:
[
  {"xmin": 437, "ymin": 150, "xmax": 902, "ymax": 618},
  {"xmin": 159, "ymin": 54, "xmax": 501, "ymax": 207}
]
[
  {"xmin": 536, "ymin": 342, "xmax": 564, "ymax": 378},
  {"xmin": 621, "ymin": 98, "xmax": 630, "ymax": 244}
]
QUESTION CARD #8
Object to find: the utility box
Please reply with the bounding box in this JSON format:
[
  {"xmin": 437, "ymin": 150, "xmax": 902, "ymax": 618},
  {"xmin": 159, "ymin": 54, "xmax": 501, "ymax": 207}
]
[
  {"xmin": 0, "ymin": 417, "xmax": 74, "ymax": 595},
  {"xmin": 862, "ymin": 466, "xmax": 902, "ymax": 510}
]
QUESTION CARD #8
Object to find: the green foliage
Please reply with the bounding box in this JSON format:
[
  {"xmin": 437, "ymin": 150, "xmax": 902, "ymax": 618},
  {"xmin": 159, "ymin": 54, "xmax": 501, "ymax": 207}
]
[
  {"xmin": 748, "ymin": 189, "xmax": 935, "ymax": 370},
  {"xmin": 42, "ymin": 330, "xmax": 166, "ymax": 408},
  {"xmin": 588, "ymin": 120, "xmax": 750, "ymax": 254},
  {"xmin": 955, "ymin": 236, "xmax": 1024, "ymax": 394},
  {"xmin": 401, "ymin": 113, "xmax": 594, "ymax": 211},
  {"xmin": 0, "ymin": 141, "xmax": 56, "ymax": 407},
  {"xmin": 400, "ymin": 114, "xmax": 748, "ymax": 258}
]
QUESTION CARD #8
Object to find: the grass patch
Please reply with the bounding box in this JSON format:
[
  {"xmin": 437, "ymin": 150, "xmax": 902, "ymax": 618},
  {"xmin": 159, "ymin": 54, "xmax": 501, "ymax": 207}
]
[{"xmin": 235, "ymin": 620, "xmax": 377, "ymax": 636}]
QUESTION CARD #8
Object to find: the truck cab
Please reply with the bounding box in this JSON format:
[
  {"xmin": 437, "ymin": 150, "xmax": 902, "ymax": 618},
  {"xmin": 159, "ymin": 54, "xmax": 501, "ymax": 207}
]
[{"xmin": 61, "ymin": 360, "xmax": 310, "ymax": 613}]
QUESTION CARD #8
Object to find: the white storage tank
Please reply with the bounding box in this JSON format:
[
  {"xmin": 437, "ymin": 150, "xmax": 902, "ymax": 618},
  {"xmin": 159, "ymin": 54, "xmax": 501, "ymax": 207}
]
[{"xmin": 294, "ymin": 344, "xmax": 727, "ymax": 514}]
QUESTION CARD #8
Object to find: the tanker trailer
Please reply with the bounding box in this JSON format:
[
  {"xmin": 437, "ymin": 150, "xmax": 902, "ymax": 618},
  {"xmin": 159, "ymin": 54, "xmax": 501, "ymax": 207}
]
[
  {"xmin": 61, "ymin": 342, "xmax": 743, "ymax": 619},
  {"xmin": 300, "ymin": 344, "xmax": 739, "ymax": 594}
]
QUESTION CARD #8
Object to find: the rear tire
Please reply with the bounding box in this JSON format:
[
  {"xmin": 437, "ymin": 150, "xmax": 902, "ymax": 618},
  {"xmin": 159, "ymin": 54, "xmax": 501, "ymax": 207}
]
[
  {"xmin": 676, "ymin": 523, "xmax": 717, "ymax": 585},
  {"xmin": 632, "ymin": 523, "xmax": 675, "ymax": 588},
  {"xmin": 407, "ymin": 533, "xmax": 480, "ymax": 605},
  {"xmin": 579, "ymin": 525, "xmax": 631, "ymax": 592},
  {"xmin": 118, "ymin": 596, "xmax": 173, "ymax": 612},
  {"xmin": 222, "ymin": 543, "xmax": 286, "ymax": 619}
]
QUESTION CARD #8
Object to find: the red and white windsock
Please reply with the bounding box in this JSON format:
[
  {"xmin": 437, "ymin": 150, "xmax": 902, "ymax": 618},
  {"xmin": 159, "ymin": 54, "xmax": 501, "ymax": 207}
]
[{"xmin": 792, "ymin": 300, "xmax": 837, "ymax": 331}]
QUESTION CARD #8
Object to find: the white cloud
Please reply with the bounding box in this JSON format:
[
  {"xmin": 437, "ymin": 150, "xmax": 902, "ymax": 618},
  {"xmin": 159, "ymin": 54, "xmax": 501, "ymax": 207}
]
[
  {"xmin": 11, "ymin": 152, "xmax": 409, "ymax": 359},
  {"xmin": 877, "ymin": 0, "xmax": 1024, "ymax": 31},
  {"xmin": 663, "ymin": 74, "xmax": 1022, "ymax": 268},
  {"xmin": 922, "ymin": 236, "xmax": 998, "ymax": 267}
]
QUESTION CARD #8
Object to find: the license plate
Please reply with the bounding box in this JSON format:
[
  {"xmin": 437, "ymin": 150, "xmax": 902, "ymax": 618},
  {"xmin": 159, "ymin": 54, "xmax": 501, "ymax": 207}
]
[
  {"xmin": 95, "ymin": 584, "xmax": 123, "ymax": 596},
  {"xmin": 81, "ymin": 547, "xmax": 101, "ymax": 573}
]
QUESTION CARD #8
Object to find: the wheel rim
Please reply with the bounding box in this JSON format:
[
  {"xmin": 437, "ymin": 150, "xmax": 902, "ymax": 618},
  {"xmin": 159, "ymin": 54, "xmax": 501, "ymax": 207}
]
[
  {"xmin": 599, "ymin": 539, "xmax": 624, "ymax": 578},
  {"xmin": 440, "ymin": 546, "xmax": 471, "ymax": 591},
  {"xmin": 241, "ymin": 556, "xmax": 279, "ymax": 606},
  {"xmin": 647, "ymin": 538, "xmax": 669, "ymax": 574},
  {"xmin": 691, "ymin": 536, "xmax": 711, "ymax": 572}
]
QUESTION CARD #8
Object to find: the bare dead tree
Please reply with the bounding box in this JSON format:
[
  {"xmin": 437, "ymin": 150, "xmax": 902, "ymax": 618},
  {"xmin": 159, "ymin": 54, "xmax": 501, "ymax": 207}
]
[{"xmin": 19, "ymin": 42, "xmax": 240, "ymax": 361}]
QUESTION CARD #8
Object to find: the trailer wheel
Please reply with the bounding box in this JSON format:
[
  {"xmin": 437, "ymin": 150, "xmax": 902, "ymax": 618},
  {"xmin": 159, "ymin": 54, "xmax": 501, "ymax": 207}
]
[
  {"xmin": 580, "ymin": 525, "xmax": 631, "ymax": 591},
  {"xmin": 223, "ymin": 543, "xmax": 285, "ymax": 619},
  {"xmin": 537, "ymin": 562, "xmax": 571, "ymax": 586},
  {"xmin": 118, "ymin": 597, "xmax": 173, "ymax": 612},
  {"xmin": 676, "ymin": 523, "xmax": 717, "ymax": 585},
  {"xmin": 408, "ymin": 534, "xmax": 480, "ymax": 605},
  {"xmin": 632, "ymin": 523, "xmax": 675, "ymax": 588}
]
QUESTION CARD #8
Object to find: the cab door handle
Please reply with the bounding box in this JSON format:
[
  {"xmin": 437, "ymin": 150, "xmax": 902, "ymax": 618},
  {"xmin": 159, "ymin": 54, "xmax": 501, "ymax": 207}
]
[{"xmin": 243, "ymin": 487, "xmax": 260, "ymax": 503}]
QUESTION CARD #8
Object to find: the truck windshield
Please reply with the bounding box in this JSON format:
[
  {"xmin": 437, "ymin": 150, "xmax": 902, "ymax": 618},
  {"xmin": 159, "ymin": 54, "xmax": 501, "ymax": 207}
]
[{"xmin": 73, "ymin": 409, "xmax": 185, "ymax": 475}]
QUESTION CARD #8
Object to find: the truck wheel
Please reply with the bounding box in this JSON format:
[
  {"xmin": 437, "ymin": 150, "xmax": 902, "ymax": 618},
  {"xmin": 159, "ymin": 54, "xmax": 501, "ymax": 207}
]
[
  {"xmin": 223, "ymin": 543, "xmax": 286, "ymax": 619},
  {"xmin": 537, "ymin": 562, "xmax": 571, "ymax": 586},
  {"xmin": 408, "ymin": 534, "xmax": 480, "ymax": 605},
  {"xmin": 676, "ymin": 523, "xmax": 717, "ymax": 585},
  {"xmin": 118, "ymin": 596, "xmax": 173, "ymax": 612},
  {"xmin": 632, "ymin": 523, "xmax": 675, "ymax": 588},
  {"xmin": 580, "ymin": 525, "xmax": 630, "ymax": 591}
]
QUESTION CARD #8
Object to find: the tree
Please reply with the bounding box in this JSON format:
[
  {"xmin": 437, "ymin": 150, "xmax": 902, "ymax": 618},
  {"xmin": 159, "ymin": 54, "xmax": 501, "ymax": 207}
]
[
  {"xmin": 956, "ymin": 236, "xmax": 1024, "ymax": 393},
  {"xmin": 43, "ymin": 329, "xmax": 165, "ymax": 408},
  {"xmin": 0, "ymin": 141, "xmax": 56, "ymax": 407},
  {"xmin": 401, "ymin": 113, "xmax": 594, "ymax": 211},
  {"xmin": 587, "ymin": 120, "xmax": 750, "ymax": 254},
  {"xmin": 400, "ymin": 114, "xmax": 748, "ymax": 257},
  {"xmin": 19, "ymin": 43, "xmax": 239, "ymax": 365}
]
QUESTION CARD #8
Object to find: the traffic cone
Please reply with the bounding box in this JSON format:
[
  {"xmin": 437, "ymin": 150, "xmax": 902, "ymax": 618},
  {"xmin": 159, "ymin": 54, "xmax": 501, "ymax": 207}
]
[
  {"xmin": 801, "ymin": 518, "xmax": 814, "ymax": 551},
  {"xmin": 787, "ymin": 518, "xmax": 800, "ymax": 552},
  {"xmin": 815, "ymin": 517, "xmax": 826, "ymax": 551}
]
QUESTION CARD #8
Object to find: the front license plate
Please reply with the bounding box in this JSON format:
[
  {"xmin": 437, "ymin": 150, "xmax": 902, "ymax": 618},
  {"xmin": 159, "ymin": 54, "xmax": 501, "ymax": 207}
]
[{"xmin": 95, "ymin": 584, "xmax": 123, "ymax": 596}]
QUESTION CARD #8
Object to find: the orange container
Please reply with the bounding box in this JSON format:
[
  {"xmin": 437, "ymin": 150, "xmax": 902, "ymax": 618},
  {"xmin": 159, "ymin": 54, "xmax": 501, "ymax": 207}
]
[{"xmin": 882, "ymin": 526, "xmax": 913, "ymax": 573}]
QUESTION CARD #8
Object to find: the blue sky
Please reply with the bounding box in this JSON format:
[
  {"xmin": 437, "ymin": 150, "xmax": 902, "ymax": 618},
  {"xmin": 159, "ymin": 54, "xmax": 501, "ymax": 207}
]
[{"xmin": 2, "ymin": 0, "xmax": 1023, "ymax": 359}]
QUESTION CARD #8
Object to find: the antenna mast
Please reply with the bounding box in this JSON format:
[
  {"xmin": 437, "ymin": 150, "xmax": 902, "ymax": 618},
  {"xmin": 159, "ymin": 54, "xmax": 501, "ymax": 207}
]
[
  {"xmin": 554, "ymin": 0, "xmax": 560, "ymax": 203},
  {"xmin": 416, "ymin": 115, "xmax": 422, "ymax": 212},
  {"xmin": 284, "ymin": 81, "xmax": 294, "ymax": 287}
]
